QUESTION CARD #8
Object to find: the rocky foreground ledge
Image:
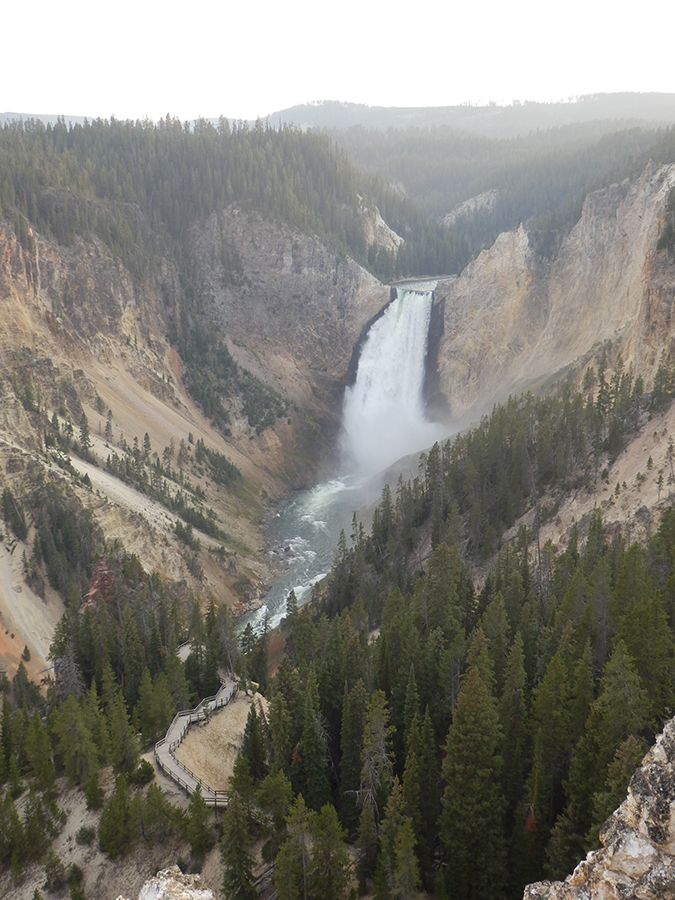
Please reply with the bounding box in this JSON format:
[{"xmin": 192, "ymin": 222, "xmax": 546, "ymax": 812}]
[
  {"xmin": 115, "ymin": 866, "xmax": 215, "ymax": 900},
  {"xmin": 525, "ymin": 718, "xmax": 675, "ymax": 900}
]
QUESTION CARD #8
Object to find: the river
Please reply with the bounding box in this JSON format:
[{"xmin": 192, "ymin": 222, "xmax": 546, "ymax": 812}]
[{"xmin": 243, "ymin": 280, "xmax": 449, "ymax": 632}]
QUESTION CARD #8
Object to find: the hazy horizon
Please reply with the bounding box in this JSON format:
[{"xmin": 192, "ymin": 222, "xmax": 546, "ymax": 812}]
[{"xmin": 3, "ymin": 0, "xmax": 674, "ymax": 124}]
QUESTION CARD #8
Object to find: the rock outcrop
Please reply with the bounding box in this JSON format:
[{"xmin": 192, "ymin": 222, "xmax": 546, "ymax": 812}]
[
  {"xmin": 433, "ymin": 163, "xmax": 675, "ymax": 422},
  {"xmin": 115, "ymin": 866, "xmax": 215, "ymax": 900},
  {"xmin": 189, "ymin": 208, "xmax": 389, "ymax": 400},
  {"xmin": 525, "ymin": 717, "xmax": 675, "ymax": 900}
]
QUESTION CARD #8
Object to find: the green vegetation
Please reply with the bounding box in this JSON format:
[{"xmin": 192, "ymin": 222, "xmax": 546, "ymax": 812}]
[
  {"xmin": 175, "ymin": 321, "xmax": 292, "ymax": 436},
  {"xmin": 657, "ymin": 186, "xmax": 675, "ymax": 256},
  {"xmin": 0, "ymin": 114, "xmax": 457, "ymax": 281},
  {"xmin": 4, "ymin": 109, "xmax": 675, "ymax": 895},
  {"xmin": 0, "ymin": 544, "xmax": 252, "ymax": 887},
  {"xmin": 103, "ymin": 429, "xmax": 236, "ymax": 542},
  {"xmin": 199, "ymin": 357, "xmax": 675, "ymax": 898},
  {"xmin": 3, "ymin": 356, "xmax": 675, "ymax": 894},
  {"xmin": 330, "ymin": 121, "xmax": 675, "ymax": 266}
]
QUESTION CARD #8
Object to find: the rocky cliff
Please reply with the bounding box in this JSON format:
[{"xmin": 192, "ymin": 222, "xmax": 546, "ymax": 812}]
[
  {"xmin": 0, "ymin": 208, "xmax": 389, "ymax": 675},
  {"xmin": 432, "ymin": 163, "xmax": 675, "ymax": 422},
  {"xmin": 189, "ymin": 207, "xmax": 389, "ymax": 411},
  {"xmin": 115, "ymin": 866, "xmax": 215, "ymax": 900},
  {"xmin": 525, "ymin": 717, "xmax": 675, "ymax": 900}
]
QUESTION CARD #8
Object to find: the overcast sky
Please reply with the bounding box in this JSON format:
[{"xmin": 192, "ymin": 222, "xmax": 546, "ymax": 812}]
[{"xmin": 3, "ymin": 0, "xmax": 674, "ymax": 122}]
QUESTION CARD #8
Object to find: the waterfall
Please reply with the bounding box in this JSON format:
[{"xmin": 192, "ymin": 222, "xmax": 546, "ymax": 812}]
[
  {"xmin": 341, "ymin": 285, "xmax": 447, "ymax": 475},
  {"xmin": 245, "ymin": 284, "xmax": 448, "ymax": 633}
]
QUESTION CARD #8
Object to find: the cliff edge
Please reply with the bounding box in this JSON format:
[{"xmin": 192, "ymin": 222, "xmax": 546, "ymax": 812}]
[{"xmin": 525, "ymin": 717, "xmax": 675, "ymax": 900}]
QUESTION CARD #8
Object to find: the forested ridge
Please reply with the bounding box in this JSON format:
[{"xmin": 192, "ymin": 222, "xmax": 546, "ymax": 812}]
[
  {"xmin": 3, "ymin": 114, "xmax": 675, "ymax": 443},
  {"xmin": 328, "ymin": 121, "xmax": 675, "ymax": 264},
  {"xmin": 4, "ymin": 345, "xmax": 675, "ymax": 898},
  {"xmin": 0, "ymin": 115, "xmax": 462, "ymax": 281},
  {"xmin": 4, "ymin": 113, "xmax": 674, "ymax": 286}
]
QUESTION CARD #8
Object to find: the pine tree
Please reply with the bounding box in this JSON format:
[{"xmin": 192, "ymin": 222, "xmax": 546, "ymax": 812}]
[
  {"xmin": 402, "ymin": 664, "xmax": 420, "ymax": 749},
  {"xmin": 84, "ymin": 682, "xmax": 110, "ymax": 766},
  {"xmin": 339, "ymin": 678, "xmax": 368, "ymax": 836},
  {"xmin": 229, "ymin": 755, "xmax": 257, "ymax": 830},
  {"xmin": 142, "ymin": 782, "xmax": 180, "ymax": 843},
  {"xmin": 121, "ymin": 604, "xmax": 144, "ymax": 710},
  {"xmin": 221, "ymin": 791, "xmax": 257, "ymax": 900},
  {"xmin": 564, "ymin": 640, "xmax": 650, "ymax": 849},
  {"xmin": 52, "ymin": 694, "xmax": 97, "ymax": 785},
  {"xmin": 499, "ymin": 632, "xmax": 528, "ymax": 821},
  {"xmin": 587, "ymin": 734, "xmax": 646, "ymax": 844},
  {"xmin": 187, "ymin": 785, "xmax": 214, "ymax": 859},
  {"xmin": 84, "ymin": 770, "xmax": 104, "ymax": 810},
  {"xmin": 619, "ymin": 587, "xmax": 675, "ymax": 719},
  {"xmin": 440, "ymin": 667, "xmax": 506, "ymax": 900},
  {"xmin": 527, "ymin": 649, "xmax": 572, "ymax": 833},
  {"xmin": 378, "ymin": 777, "xmax": 421, "ymax": 900},
  {"xmin": 242, "ymin": 704, "xmax": 267, "ymax": 781},
  {"xmin": 402, "ymin": 710, "xmax": 437, "ymax": 886},
  {"xmin": 108, "ymin": 691, "xmax": 139, "ymax": 777},
  {"xmin": 308, "ymin": 803, "xmax": 350, "ymax": 900},
  {"xmin": 25, "ymin": 711, "xmax": 55, "ymax": 793},
  {"xmin": 479, "ymin": 592, "xmax": 510, "ymax": 695},
  {"xmin": 256, "ymin": 770, "xmax": 293, "ymax": 854},
  {"xmin": 136, "ymin": 667, "xmax": 158, "ymax": 746},
  {"xmin": 79, "ymin": 413, "xmax": 91, "ymax": 457},
  {"xmin": 360, "ymin": 689, "xmax": 394, "ymax": 822},
  {"xmin": 269, "ymin": 690, "xmax": 293, "ymax": 775},
  {"xmin": 356, "ymin": 798, "xmax": 379, "ymax": 892},
  {"xmin": 275, "ymin": 795, "xmax": 313, "ymax": 900},
  {"xmin": 275, "ymin": 796, "xmax": 349, "ymax": 900},
  {"xmin": 296, "ymin": 669, "xmax": 330, "ymax": 811},
  {"xmin": 98, "ymin": 776, "xmax": 134, "ymax": 856}
]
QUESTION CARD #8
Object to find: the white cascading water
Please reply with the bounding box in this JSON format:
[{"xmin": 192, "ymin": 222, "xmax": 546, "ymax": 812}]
[
  {"xmin": 245, "ymin": 283, "xmax": 448, "ymax": 631},
  {"xmin": 341, "ymin": 286, "xmax": 447, "ymax": 475}
]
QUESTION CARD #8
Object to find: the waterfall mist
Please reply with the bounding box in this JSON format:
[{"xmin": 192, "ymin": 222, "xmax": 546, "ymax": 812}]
[{"xmin": 341, "ymin": 286, "xmax": 448, "ymax": 476}]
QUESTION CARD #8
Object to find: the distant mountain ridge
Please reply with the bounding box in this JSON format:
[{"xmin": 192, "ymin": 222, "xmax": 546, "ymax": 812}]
[
  {"xmin": 265, "ymin": 93, "xmax": 675, "ymax": 137},
  {"xmin": 5, "ymin": 92, "xmax": 675, "ymax": 138}
]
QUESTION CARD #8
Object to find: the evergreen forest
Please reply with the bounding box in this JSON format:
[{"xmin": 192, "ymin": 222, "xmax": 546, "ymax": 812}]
[
  {"xmin": 4, "ymin": 345, "xmax": 675, "ymax": 898},
  {"xmin": 3, "ymin": 113, "xmax": 675, "ymax": 284},
  {"xmin": 327, "ymin": 121, "xmax": 675, "ymax": 264}
]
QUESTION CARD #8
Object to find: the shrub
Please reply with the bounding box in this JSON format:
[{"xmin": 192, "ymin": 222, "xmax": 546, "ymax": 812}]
[
  {"xmin": 129, "ymin": 759, "xmax": 155, "ymax": 784},
  {"xmin": 75, "ymin": 825, "xmax": 96, "ymax": 845}
]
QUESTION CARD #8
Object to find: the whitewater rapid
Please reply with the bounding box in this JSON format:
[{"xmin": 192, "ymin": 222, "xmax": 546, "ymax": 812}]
[{"xmin": 245, "ymin": 282, "xmax": 449, "ymax": 631}]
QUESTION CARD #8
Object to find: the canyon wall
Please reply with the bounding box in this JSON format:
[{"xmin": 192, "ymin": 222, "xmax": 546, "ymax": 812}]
[
  {"xmin": 188, "ymin": 208, "xmax": 389, "ymax": 412},
  {"xmin": 0, "ymin": 208, "xmax": 389, "ymax": 673},
  {"xmin": 432, "ymin": 163, "xmax": 675, "ymax": 422}
]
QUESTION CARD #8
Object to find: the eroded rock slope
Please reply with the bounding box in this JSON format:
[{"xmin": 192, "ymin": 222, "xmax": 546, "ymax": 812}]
[{"xmin": 433, "ymin": 163, "xmax": 675, "ymax": 422}]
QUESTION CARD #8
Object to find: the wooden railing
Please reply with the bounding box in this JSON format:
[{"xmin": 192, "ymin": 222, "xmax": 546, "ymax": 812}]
[{"xmin": 154, "ymin": 678, "xmax": 235, "ymax": 807}]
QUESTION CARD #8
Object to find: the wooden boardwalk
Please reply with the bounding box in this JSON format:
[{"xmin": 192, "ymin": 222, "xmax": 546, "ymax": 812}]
[{"xmin": 154, "ymin": 676, "xmax": 237, "ymax": 807}]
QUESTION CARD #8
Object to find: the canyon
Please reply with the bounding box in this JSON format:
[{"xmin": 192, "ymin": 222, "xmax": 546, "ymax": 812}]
[
  {"xmin": 2, "ymin": 144, "xmax": 675, "ymax": 900},
  {"xmin": 2, "ymin": 159, "xmax": 675, "ymax": 677}
]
